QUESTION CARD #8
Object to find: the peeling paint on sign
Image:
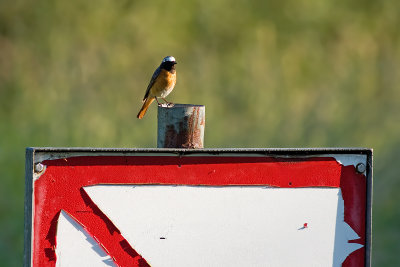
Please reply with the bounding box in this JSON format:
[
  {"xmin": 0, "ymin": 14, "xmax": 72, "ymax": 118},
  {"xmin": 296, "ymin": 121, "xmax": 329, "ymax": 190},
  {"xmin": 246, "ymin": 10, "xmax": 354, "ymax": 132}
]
[{"xmin": 26, "ymin": 150, "xmax": 371, "ymax": 267}]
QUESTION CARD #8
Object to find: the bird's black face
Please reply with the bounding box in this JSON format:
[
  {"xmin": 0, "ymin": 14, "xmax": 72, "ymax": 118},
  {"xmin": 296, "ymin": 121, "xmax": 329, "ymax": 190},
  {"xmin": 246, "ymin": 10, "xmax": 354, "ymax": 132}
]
[{"xmin": 161, "ymin": 61, "xmax": 177, "ymax": 71}]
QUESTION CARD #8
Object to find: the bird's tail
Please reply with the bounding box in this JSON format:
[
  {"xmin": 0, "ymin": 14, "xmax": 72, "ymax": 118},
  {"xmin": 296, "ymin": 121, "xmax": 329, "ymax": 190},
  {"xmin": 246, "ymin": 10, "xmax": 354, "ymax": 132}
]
[{"xmin": 137, "ymin": 98, "xmax": 155, "ymax": 119}]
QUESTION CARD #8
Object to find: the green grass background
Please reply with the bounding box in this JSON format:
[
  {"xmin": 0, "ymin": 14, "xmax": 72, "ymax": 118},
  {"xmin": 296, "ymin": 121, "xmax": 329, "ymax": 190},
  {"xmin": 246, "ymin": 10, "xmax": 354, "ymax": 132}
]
[{"xmin": 1, "ymin": 0, "xmax": 399, "ymax": 265}]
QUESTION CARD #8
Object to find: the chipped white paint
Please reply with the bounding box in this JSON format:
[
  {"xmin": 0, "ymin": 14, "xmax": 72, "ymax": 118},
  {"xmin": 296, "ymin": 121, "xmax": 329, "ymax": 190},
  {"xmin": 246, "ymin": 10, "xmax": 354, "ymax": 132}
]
[
  {"xmin": 84, "ymin": 185, "xmax": 362, "ymax": 267},
  {"xmin": 333, "ymin": 189, "xmax": 364, "ymax": 265},
  {"xmin": 32, "ymin": 163, "xmax": 47, "ymax": 182},
  {"xmin": 326, "ymin": 154, "xmax": 367, "ymax": 169},
  {"xmin": 55, "ymin": 210, "xmax": 116, "ymax": 267}
]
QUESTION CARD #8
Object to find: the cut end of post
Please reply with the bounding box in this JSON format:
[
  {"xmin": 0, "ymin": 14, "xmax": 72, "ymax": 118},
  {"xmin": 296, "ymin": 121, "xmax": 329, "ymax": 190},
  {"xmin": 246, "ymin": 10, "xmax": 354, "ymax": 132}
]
[{"xmin": 157, "ymin": 104, "xmax": 205, "ymax": 149}]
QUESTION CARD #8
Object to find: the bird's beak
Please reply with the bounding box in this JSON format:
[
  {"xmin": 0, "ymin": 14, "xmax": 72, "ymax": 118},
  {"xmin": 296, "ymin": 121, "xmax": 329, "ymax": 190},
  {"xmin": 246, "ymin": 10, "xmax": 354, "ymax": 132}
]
[{"xmin": 174, "ymin": 62, "xmax": 177, "ymax": 64}]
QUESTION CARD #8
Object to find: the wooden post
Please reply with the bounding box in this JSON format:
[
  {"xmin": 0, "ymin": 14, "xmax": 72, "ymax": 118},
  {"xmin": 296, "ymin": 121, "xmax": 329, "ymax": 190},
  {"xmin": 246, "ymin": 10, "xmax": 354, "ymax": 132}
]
[{"xmin": 157, "ymin": 104, "xmax": 205, "ymax": 148}]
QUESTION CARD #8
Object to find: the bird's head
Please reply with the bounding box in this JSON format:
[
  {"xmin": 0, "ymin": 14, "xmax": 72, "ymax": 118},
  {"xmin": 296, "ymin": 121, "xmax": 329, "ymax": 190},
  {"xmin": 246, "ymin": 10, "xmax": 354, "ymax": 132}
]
[
  {"xmin": 161, "ymin": 56, "xmax": 177, "ymax": 71},
  {"xmin": 162, "ymin": 56, "xmax": 177, "ymax": 64}
]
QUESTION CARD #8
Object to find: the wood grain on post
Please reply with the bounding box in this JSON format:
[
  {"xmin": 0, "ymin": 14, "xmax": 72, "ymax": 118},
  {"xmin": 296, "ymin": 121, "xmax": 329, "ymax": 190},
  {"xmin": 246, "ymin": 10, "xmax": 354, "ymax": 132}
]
[{"xmin": 157, "ymin": 104, "xmax": 205, "ymax": 148}]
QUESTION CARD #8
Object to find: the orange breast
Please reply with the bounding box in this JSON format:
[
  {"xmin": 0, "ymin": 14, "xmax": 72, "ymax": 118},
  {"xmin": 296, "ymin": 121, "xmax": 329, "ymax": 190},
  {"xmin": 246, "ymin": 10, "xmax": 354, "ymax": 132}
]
[{"xmin": 151, "ymin": 69, "xmax": 176, "ymax": 97}]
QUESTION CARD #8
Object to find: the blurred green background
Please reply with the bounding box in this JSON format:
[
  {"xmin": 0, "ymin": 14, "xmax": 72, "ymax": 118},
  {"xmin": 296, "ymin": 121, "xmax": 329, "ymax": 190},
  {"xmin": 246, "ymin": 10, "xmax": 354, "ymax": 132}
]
[{"xmin": 1, "ymin": 0, "xmax": 399, "ymax": 265}]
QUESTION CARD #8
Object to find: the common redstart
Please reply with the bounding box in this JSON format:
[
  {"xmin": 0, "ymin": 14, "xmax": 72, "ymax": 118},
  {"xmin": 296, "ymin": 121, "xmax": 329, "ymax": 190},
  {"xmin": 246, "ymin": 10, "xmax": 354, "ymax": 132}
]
[{"xmin": 137, "ymin": 56, "xmax": 177, "ymax": 119}]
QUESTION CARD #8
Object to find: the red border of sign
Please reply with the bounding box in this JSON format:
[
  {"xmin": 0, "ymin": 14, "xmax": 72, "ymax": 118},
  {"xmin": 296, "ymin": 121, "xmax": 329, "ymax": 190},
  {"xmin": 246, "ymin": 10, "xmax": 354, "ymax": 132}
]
[{"xmin": 32, "ymin": 156, "xmax": 366, "ymax": 266}]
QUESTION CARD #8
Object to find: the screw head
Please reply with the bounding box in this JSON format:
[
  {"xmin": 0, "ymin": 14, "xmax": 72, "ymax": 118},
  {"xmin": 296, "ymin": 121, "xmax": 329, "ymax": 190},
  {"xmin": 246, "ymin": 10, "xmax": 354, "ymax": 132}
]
[
  {"xmin": 34, "ymin": 163, "xmax": 44, "ymax": 173},
  {"xmin": 356, "ymin": 163, "xmax": 366, "ymax": 173}
]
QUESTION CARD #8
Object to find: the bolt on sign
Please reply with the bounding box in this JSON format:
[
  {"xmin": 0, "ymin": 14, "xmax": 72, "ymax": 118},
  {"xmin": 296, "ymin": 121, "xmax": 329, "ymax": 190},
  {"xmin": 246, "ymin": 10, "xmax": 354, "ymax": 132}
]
[{"xmin": 24, "ymin": 148, "xmax": 372, "ymax": 267}]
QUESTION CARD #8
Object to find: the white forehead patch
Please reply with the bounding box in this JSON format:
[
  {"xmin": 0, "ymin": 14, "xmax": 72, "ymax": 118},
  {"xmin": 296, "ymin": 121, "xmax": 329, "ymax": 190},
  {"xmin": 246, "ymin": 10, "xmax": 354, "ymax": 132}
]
[{"xmin": 162, "ymin": 56, "xmax": 176, "ymax": 63}]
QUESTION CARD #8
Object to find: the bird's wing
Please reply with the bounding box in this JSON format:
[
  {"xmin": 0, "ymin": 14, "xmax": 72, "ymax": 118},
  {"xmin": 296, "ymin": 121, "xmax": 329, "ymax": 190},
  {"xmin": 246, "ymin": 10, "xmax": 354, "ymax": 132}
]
[{"xmin": 143, "ymin": 66, "xmax": 161, "ymax": 101}]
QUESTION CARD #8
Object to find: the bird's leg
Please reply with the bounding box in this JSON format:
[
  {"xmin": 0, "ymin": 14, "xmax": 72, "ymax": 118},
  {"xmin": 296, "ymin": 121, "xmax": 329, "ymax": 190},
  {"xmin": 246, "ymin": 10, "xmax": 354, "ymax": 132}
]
[
  {"xmin": 162, "ymin": 98, "xmax": 174, "ymax": 107},
  {"xmin": 155, "ymin": 97, "xmax": 162, "ymax": 106}
]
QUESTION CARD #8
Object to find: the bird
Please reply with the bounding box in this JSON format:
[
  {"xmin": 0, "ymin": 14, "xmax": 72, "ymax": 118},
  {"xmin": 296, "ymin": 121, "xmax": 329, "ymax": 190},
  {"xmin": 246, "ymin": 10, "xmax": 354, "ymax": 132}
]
[{"xmin": 137, "ymin": 56, "xmax": 177, "ymax": 119}]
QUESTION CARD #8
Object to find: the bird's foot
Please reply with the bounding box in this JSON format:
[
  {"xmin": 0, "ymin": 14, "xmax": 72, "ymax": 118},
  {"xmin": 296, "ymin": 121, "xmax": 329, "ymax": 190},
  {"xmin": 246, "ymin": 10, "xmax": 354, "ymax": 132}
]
[
  {"xmin": 158, "ymin": 102, "xmax": 174, "ymax": 108},
  {"xmin": 161, "ymin": 98, "xmax": 174, "ymax": 107}
]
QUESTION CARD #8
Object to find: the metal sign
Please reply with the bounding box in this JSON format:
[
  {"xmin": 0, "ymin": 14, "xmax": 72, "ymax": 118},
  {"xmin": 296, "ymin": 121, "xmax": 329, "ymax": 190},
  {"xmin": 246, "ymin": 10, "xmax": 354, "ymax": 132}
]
[{"xmin": 24, "ymin": 148, "xmax": 372, "ymax": 267}]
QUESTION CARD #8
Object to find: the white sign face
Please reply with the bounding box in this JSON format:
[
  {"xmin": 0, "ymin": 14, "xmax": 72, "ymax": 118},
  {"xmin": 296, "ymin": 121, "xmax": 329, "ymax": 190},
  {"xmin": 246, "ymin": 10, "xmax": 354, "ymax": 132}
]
[
  {"xmin": 56, "ymin": 211, "xmax": 116, "ymax": 267},
  {"xmin": 55, "ymin": 186, "xmax": 362, "ymax": 267}
]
